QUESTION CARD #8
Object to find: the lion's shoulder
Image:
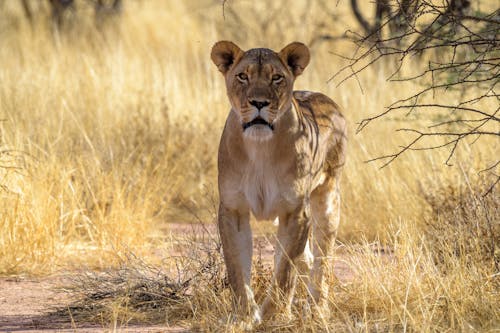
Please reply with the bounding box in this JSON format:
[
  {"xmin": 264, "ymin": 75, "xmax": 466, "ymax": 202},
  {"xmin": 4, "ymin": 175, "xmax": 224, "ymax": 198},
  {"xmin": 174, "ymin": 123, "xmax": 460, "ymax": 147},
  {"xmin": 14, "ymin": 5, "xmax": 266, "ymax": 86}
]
[
  {"xmin": 292, "ymin": 90, "xmax": 347, "ymax": 172},
  {"xmin": 293, "ymin": 90, "xmax": 344, "ymax": 124}
]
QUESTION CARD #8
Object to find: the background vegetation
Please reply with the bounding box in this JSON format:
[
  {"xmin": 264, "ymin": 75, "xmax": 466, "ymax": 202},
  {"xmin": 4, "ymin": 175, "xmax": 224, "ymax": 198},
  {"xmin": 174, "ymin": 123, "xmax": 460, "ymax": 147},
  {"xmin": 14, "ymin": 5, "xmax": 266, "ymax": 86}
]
[{"xmin": 0, "ymin": 0, "xmax": 498, "ymax": 331}]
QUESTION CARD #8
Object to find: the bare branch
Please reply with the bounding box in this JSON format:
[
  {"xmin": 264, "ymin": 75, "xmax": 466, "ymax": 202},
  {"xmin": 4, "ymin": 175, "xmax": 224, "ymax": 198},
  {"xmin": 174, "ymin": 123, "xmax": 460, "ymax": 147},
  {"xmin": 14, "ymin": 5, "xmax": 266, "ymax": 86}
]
[{"xmin": 342, "ymin": 0, "xmax": 499, "ymax": 191}]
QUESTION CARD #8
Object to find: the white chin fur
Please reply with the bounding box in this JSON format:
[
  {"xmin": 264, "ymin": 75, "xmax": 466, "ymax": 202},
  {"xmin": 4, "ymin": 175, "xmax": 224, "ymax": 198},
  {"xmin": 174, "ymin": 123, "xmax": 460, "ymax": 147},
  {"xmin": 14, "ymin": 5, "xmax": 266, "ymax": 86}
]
[{"xmin": 243, "ymin": 125, "xmax": 273, "ymax": 141}]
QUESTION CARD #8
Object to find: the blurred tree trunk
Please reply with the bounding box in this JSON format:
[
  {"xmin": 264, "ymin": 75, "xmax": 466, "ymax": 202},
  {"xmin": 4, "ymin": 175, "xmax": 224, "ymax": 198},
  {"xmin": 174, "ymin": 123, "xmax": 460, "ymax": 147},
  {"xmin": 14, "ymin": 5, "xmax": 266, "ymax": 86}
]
[
  {"xmin": 20, "ymin": 0, "xmax": 33, "ymax": 25},
  {"xmin": 95, "ymin": 0, "xmax": 122, "ymax": 15},
  {"xmin": 351, "ymin": 0, "xmax": 420, "ymax": 41},
  {"xmin": 48, "ymin": 0, "xmax": 74, "ymax": 29}
]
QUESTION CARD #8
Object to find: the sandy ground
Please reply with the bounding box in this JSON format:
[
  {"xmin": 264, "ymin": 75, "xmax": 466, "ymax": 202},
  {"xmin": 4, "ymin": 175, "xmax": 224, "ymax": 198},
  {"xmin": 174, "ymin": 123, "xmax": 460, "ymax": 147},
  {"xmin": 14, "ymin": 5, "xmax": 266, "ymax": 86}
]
[
  {"xmin": 0, "ymin": 276, "xmax": 187, "ymax": 332},
  {"xmin": 0, "ymin": 223, "xmax": 358, "ymax": 332}
]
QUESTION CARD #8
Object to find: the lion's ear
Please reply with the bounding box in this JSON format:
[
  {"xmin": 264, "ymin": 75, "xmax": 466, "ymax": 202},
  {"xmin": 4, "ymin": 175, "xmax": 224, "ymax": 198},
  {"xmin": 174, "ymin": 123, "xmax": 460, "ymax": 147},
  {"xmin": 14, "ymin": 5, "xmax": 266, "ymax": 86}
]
[
  {"xmin": 211, "ymin": 41, "xmax": 244, "ymax": 74},
  {"xmin": 278, "ymin": 42, "xmax": 310, "ymax": 77}
]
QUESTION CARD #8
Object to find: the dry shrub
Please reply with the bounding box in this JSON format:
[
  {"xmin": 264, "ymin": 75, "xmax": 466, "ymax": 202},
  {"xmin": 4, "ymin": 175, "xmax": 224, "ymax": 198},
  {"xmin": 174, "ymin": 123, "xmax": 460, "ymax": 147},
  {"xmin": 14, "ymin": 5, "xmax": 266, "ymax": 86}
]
[
  {"xmin": 422, "ymin": 185, "xmax": 499, "ymax": 270},
  {"xmin": 57, "ymin": 223, "xmax": 227, "ymax": 327},
  {"xmin": 329, "ymin": 183, "xmax": 500, "ymax": 332},
  {"xmin": 60, "ymin": 259, "xmax": 194, "ymax": 325},
  {"xmin": 420, "ymin": 186, "xmax": 500, "ymax": 330}
]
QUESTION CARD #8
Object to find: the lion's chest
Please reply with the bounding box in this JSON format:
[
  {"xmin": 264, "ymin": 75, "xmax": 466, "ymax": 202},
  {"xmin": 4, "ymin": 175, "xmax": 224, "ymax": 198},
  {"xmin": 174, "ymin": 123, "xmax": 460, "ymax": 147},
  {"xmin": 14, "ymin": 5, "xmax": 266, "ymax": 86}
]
[{"xmin": 241, "ymin": 162, "xmax": 283, "ymax": 221}]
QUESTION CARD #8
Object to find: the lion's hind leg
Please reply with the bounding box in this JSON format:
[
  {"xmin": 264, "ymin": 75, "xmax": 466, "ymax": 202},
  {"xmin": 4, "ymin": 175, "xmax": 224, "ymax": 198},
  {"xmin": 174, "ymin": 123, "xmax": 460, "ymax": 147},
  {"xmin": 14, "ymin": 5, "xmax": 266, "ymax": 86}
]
[{"xmin": 308, "ymin": 176, "xmax": 341, "ymax": 312}]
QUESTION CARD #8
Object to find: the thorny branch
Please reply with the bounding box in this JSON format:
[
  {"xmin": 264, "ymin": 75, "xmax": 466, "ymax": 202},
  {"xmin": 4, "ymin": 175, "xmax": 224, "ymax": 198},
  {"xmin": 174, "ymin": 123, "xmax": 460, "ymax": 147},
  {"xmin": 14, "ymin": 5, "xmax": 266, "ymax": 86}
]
[{"xmin": 338, "ymin": 0, "xmax": 500, "ymax": 194}]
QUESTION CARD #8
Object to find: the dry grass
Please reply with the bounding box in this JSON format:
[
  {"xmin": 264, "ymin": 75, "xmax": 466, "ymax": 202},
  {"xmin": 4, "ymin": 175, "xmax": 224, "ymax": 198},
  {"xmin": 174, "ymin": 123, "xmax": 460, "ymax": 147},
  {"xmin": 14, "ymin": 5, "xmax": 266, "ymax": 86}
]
[{"xmin": 0, "ymin": 0, "xmax": 498, "ymax": 331}]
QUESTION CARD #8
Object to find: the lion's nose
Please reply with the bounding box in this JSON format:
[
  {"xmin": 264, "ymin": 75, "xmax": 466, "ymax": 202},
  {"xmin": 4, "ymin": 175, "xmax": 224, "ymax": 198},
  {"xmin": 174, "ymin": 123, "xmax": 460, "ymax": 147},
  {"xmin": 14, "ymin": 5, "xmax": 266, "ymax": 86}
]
[{"xmin": 249, "ymin": 100, "xmax": 270, "ymax": 110}]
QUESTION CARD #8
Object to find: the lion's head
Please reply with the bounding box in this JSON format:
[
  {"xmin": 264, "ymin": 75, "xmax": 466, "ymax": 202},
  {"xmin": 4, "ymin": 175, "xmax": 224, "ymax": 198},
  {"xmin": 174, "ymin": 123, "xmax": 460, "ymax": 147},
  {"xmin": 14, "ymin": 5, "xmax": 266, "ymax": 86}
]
[{"xmin": 211, "ymin": 41, "xmax": 310, "ymax": 141}]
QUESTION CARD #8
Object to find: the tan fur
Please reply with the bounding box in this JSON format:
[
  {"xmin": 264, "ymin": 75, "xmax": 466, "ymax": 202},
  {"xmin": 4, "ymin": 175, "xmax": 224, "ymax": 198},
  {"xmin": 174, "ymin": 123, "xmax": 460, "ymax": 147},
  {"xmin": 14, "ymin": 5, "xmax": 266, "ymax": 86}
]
[{"xmin": 211, "ymin": 41, "xmax": 347, "ymax": 323}]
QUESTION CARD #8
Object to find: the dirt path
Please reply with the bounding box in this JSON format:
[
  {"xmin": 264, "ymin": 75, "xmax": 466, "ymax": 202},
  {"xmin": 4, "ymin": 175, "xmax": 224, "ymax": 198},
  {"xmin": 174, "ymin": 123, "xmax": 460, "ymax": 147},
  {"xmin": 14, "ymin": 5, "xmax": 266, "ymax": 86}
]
[
  {"xmin": 0, "ymin": 277, "xmax": 67, "ymax": 332},
  {"xmin": 0, "ymin": 276, "xmax": 186, "ymax": 332},
  {"xmin": 0, "ymin": 223, "xmax": 357, "ymax": 332}
]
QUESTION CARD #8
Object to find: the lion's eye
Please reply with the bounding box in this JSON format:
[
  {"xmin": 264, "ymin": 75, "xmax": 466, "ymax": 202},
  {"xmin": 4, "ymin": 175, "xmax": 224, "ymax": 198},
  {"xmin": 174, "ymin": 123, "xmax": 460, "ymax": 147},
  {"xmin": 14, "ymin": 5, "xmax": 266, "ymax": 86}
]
[
  {"xmin": 272, "ymin": 74, "xmax": 283, "ymax": 83},
  {"xmin": 236, "ymin": 73, "xmax": 248, "ymax": 82}
]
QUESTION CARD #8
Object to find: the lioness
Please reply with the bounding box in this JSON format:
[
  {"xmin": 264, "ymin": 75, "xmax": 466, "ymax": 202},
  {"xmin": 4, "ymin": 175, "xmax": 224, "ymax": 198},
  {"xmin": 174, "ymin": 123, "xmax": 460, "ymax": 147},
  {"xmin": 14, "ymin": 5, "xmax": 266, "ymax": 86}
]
[{"xmin": 211, "ymin": 41, "xmax": 346, "ymax": 322}]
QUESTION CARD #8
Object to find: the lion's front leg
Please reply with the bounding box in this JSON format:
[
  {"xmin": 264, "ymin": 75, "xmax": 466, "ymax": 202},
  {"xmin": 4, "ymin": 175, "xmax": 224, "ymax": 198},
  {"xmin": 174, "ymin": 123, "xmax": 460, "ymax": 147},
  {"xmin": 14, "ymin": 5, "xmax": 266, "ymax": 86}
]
[
  {"xmin": 218, "ymin": 204, "xmax": 260, "ymax": 322},
  {"xmin": 261, "ymin": 203, "xmax": 311, "ymax": 320}
]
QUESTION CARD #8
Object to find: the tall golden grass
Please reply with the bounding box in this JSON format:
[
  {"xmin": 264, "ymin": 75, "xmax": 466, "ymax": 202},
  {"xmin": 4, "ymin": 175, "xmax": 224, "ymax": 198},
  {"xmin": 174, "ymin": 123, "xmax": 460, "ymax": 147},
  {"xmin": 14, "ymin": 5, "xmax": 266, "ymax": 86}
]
[{"xmin": 0, "ymin": 0, "xmax": 498, "ymax": 331}]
